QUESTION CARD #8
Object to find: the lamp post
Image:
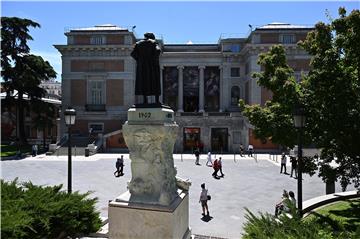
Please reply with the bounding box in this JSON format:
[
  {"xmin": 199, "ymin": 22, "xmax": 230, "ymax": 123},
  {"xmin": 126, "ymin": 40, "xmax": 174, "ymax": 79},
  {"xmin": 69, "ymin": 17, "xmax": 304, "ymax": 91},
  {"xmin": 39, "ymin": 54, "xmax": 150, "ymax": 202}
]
[
  {"xmin": 64, "ymin": 107, "xmax": 76, "ymax": 193},
  {"xmin": 293, "ymin": 107, "xmax": 306, "ymax": 217}
]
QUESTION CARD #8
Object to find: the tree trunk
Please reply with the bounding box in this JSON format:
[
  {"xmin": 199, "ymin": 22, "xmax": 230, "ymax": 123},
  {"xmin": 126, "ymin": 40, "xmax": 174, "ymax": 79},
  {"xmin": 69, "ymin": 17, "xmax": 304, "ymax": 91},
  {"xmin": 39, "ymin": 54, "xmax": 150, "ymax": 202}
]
[
  {"xmin": 43, "ymin": 124, "xmax": 46, "ymax": 151},
  {"xmin": 17, "ymin": 92, "xmax": 27, "ymax": 145}
]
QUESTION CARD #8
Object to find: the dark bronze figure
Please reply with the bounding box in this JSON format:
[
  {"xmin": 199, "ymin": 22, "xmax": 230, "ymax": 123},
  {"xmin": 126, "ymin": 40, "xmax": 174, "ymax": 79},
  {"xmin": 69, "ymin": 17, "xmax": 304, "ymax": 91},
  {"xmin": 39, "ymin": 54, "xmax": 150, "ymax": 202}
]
[{"xmin": 131, "ymin": 32, "xmax": 161, "ymax": 105}]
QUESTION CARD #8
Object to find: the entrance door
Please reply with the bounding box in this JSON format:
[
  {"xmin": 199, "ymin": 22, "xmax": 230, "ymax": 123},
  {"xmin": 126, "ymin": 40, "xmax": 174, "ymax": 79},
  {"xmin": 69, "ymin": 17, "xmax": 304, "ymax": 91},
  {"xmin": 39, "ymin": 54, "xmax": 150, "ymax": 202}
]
[
  {"xmin": 211, "ymin": 128, "xmax": 228, "ymax": 153},
  {"xmin": 183, "ymin": 127, "xmax": 200, "ymax": 152}
]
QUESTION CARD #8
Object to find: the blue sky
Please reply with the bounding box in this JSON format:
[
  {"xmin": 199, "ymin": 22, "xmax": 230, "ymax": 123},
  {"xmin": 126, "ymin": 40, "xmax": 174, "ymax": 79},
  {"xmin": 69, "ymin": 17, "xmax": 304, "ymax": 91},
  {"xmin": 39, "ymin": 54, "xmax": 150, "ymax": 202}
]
[{"xmin": 2, "ymin": 1, "xmax": 359, "ymax": 81}]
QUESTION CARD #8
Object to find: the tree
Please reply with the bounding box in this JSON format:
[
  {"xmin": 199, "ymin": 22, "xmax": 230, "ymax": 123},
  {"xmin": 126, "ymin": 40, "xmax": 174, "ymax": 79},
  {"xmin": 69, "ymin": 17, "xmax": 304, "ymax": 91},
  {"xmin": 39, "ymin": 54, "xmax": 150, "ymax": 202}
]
[
  {"xmin": 239, "ymin": 45, "xmax": 301, "ymax": 149},
  {"xmin": 240, "ymin": 8, "xmax": 360, "ymax": 190},
  {"xmin": 299, "ymin": 8, "xmax": 360, "ymax": 190},
  {"xmin": 1, "ymin": 17, "xmax": 56, "ymax": 145},
  {"xmin": 31, "ymin": 99, "xmax": 56, "ymax": 150}
]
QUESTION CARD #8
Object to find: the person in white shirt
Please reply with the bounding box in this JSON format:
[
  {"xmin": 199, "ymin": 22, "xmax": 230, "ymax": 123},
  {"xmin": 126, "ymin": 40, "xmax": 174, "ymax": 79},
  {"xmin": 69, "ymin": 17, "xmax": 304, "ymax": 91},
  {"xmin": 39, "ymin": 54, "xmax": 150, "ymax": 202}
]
[
  {"xmin": 280, "ymin": 152, "xmax": 287, "ymax": 174},
  {"xmin": 206, "ymin": 151, "xmax": 213, "ymax": 167},
  {"xmin": 248, "ymin": 144, "xmax": 254, "ymax": 157},
  {"xmin": 199, "ymin": 183, "xmax": 210, "ymax": 217}
]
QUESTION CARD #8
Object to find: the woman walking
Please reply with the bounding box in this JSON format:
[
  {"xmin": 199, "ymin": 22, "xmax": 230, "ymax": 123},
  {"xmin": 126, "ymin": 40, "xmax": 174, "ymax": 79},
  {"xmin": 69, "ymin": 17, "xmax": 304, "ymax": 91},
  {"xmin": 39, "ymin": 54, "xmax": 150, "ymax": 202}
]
[{"xmin": 199, "ymin": 183, "xmax": 210, "ymax": 217}]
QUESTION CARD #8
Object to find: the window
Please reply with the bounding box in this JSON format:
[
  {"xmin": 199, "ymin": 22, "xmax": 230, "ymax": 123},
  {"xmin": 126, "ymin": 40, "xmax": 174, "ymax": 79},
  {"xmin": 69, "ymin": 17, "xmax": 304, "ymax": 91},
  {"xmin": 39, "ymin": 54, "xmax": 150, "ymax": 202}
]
[
  {"xmin": 90, "ymin": 36, "xmax": 105, "ymax": 45},
  {"xmin": 89, "ymin": 81, "xmax": 104, "ymax": 105},
  {"xmin": 231, "ymin": 67, "xmax": 240, "ymax": 77},
  {"xmin": 281, "ymin": 34, "xmax": 295, "ymax": 44},
  {"xmin": 223, "ymin": 44, "xmax": 241, "ymax": 53},
  {"xmin": 252, "ymin": 34, "xmax": 260, "ymax": 44},
  {"xmin": 245, "ymin": 62, "xmax": 250, "ymax": 75},
  {"xmin": 231, "ymin": 86, "xmax": 240, "ymax": 106},
  {"xmin": 89, "ymin": 123, "xmax": 104, "ymax": 133}
]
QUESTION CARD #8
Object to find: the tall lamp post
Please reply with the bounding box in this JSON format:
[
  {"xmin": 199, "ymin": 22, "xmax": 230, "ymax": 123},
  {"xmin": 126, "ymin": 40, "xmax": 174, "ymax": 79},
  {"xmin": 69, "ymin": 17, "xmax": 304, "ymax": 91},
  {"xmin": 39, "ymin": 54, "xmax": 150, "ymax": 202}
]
[
  {"xmin": 64, "ymin": 107, "xmax": 76, "ymax": 193},
  {"xmin": 293, "ymin": 107, "xmax": 306, "ymax": 217}
]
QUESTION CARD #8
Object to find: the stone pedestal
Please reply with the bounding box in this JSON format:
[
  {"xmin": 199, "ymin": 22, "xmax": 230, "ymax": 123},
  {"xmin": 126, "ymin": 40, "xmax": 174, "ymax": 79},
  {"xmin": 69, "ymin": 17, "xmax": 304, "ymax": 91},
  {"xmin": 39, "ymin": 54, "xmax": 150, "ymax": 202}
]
[
  {"xmin": 109, "ymin": 189, "xmax": 190, "ymax": 239},
  {"xmin": 108, "ymin": 106, "xmax": 191, "ymax": 239}
]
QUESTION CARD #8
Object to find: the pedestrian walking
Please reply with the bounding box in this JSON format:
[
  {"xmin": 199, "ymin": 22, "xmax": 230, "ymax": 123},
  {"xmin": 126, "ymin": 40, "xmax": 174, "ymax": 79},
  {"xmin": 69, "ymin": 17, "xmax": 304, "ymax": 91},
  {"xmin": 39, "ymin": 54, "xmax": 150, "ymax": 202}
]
[
  {"xmin": 34, "ymin": 144, "xmax": 38, "ymax": 156},
  {"xmin": 194, "ymin": 148, "xmax": 201, "ymax": 165},
  {"xmin": 199, "ymin": 183, "xmax": 210, "ymax": 217},
  {"xmin": 248, "ymin": 144, "xmax": 254, "ymax": 157},
  {"xmin": 239, "ymin": 143, "xmax": 244, "ymax": 157},
  {"xmin": 114, "ymin": 155, "xmax": 124, "ymax": 177},
  {"xmin": 32, "ymin": 144, "xmax": 36, "ymax": 157},
  {"xmin": 218, "ymin": 157, "xmax": 224, "ymax": 177},
  {"xmin": 206, "ymin": 151, "xmax": 213, "ymax": 167},
  {"xmin": 290, "ymin": 156, "xmax": 298, "ymax": 178},
  {"xmin": 212, "ymin": 158, "xmax": 220, "ymax": 178},
  {"xmin": 280, "ymin": 152, "xmax": 287, "ymax": 174}
]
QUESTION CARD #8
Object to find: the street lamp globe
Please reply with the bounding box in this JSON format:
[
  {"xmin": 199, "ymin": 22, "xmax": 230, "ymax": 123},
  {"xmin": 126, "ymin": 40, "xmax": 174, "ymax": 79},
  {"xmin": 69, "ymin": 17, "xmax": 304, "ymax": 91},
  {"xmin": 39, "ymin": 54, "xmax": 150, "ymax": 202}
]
[{"xmin": 64, "ymin": 107, "xmax": 76, "ymax": 126}]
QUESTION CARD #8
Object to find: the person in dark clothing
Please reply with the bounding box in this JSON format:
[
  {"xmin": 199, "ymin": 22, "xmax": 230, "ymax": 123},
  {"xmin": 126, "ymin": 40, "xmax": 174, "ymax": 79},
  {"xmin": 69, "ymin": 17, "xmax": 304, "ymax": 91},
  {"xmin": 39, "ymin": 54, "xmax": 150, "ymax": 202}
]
[
  {"xmin": 114, "ymin": 155, "xmax": 124, "ymax": 177},
  {"xmin": 194, "ymin": 148, "xmax": 200, "ymax": 165},
  {"xmin": 131, "ymin": 32, "xmax": 161, "ymax": 104},
  {"xmin": 212, "ymin": 158, "xmax": 220, "ymax": 178},
  {"xmin": 290, "ymin": 156, "xmax": 298, "ymax": 178}
]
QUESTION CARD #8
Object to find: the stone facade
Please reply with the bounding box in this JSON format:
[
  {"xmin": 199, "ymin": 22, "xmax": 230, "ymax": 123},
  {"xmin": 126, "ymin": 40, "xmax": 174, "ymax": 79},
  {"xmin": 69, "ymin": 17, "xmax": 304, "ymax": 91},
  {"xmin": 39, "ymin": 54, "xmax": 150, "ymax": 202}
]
[{"xmin": 55, "ymin": 23, "xmax": 313, "ymax": 153}]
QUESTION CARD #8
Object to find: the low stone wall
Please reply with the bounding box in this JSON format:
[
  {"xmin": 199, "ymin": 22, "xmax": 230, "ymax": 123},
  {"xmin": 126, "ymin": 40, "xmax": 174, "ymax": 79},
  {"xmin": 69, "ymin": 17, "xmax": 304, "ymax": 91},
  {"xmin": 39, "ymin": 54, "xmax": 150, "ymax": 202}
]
[{"xmin": 303, "ymin": 190, "xmax": 360, "ymax": 215}]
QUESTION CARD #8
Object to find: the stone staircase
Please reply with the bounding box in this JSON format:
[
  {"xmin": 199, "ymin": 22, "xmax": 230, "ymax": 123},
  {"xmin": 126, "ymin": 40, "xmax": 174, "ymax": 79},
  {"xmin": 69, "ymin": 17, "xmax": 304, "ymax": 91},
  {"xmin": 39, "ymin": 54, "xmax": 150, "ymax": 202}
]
[{"xmin": 54, "ymin": 136, "xmax": 94, "ymax": 156}]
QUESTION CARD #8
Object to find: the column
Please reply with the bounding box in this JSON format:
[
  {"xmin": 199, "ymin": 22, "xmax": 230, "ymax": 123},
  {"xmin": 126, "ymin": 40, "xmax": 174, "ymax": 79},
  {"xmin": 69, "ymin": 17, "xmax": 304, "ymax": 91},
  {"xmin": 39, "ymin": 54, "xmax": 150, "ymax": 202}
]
[
  {"xmin": 219, "ymin": 66, "xmax": 224, "ymax": 112},
  {"xmin": 198, "ymin": 66, "xmax": 205, "ymax": 112},
  {"xmin": 160, "ymin": 65, "xmax": 164, "ymax": 103},
  {"xmin": 177, "ymin": 66, "xmax": 184, "ymax": 112}
]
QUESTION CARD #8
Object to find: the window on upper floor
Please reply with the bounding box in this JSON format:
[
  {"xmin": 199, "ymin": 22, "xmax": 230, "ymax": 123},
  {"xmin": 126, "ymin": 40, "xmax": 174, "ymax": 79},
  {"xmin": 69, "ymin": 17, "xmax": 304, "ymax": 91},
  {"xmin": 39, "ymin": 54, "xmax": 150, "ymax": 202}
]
[
  {"xmin": 252, "ymin": 34, "xmax": 261, "ymax": 44},
  {"xmin": 88, "ymin": 80, "xmax": 105, "ymax": 105},
  {"xmin": 231, "ymin": 67, "xmax": 240, "ymax": 77},
  {"xmin": 231, "ymin": 86, "xmax": 241, "ymax": 106},
  {"xmin": 223, "ymin": 44, "xmax": 241, "ymax": 53},
  {"xmin": 90, "ymin": 35, "xmax": 105, "ymax": 45},
  {"xmin": 281, "ymin": 34, "xmax": 295, "ymax": 44}
]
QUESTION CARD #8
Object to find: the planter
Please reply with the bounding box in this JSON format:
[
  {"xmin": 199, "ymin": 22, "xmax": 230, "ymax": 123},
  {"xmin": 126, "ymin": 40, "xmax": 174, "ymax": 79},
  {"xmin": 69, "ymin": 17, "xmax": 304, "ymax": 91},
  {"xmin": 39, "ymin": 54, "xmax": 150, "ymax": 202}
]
[{"xmin": 325, "ymin": 180, "xmax": 335, "ymax": 194}]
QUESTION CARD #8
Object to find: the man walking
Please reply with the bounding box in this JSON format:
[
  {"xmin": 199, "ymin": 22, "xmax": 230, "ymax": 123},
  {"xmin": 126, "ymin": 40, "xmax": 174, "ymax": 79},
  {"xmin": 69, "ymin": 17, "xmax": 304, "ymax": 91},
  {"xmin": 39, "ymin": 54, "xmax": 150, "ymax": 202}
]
[
  {"xmin": 239, "ymin": 143, "xmax": 244, "ymax": 157},
  {"xmin": 280, "ymin": 153, "xmax": 287, "ymax": 174}
]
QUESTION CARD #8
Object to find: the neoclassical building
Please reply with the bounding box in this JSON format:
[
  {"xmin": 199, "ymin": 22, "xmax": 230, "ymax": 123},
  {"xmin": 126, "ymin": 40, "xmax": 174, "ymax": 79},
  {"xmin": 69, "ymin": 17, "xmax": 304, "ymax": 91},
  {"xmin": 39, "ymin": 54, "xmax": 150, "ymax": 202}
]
[{"xmin": 55, "ymin": 23, "xmax": 313, "ymax": 153}]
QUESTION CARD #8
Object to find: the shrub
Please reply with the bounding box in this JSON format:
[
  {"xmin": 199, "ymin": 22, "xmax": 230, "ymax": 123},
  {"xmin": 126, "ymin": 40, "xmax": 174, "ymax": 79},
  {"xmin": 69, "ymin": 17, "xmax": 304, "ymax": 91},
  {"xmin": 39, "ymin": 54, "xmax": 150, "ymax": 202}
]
[
  {"xmin": 242, "ymin": 205, "xmax": 358, "ymax": 239},
  {"xmin": 1, "ymin": 179, "xmax": 102, "ymax": 239}
]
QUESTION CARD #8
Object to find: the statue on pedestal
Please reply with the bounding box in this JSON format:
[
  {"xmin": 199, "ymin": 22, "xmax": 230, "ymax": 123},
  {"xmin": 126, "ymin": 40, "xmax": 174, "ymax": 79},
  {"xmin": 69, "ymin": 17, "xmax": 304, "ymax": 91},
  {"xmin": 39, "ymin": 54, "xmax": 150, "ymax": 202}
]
[{"xmin": 131, "ymin": 32, "xmax": 161, "ymax": 105}]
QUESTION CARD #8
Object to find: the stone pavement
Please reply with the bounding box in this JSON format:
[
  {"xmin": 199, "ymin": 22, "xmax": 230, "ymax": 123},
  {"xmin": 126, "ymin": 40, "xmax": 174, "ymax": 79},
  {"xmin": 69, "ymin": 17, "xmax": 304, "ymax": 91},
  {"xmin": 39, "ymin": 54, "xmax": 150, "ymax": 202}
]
[{"xmin": 1, "ymin": 153, "xmax": 355, "ymax": 239}]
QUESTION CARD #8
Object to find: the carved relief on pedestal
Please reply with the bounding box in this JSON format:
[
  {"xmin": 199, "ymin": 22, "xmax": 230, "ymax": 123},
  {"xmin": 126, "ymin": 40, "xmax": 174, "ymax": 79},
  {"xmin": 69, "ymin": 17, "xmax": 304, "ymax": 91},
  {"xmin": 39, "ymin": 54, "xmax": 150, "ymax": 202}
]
[{"xmin": 122, "ymin": 122, "xmax": 179, "ymax": 206}]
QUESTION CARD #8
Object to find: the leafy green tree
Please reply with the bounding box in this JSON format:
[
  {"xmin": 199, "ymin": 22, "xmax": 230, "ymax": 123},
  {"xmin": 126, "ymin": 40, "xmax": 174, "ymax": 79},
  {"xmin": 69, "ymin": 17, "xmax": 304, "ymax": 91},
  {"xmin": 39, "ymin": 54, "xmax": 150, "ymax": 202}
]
[
  {"xmin": 240, "ymin": 8, "xmax": 360, "ymax": 189},
  {"xmin": 239, "ymin": 45, "xmax": 301, "ymax": 149},
  {"xmin": 1, "ymin": 17, "xmax": 56, "ymax": 145},
  {"xmin": 299, "ymin": 8, "xmax": 360, "ymax": 190},
  {"xmin": 31, "ymin": 99, "xmax": 57, "ymax": 149}
]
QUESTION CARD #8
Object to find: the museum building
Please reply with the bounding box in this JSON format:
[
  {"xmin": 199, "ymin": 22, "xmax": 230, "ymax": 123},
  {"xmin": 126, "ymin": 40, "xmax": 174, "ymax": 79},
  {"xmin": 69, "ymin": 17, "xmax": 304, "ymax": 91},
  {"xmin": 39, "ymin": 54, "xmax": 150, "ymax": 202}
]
[{"xmin": 54, "ymin": 22, "xmax": 313, "ymax": 153}]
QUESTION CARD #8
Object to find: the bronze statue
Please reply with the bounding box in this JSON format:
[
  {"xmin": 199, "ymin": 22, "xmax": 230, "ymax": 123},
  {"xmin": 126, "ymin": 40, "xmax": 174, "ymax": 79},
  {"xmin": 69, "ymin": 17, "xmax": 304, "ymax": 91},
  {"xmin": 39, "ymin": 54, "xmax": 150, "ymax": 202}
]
[{"xmin": 131, "ymin": 32, "xmax": 161, "ymax": 105}]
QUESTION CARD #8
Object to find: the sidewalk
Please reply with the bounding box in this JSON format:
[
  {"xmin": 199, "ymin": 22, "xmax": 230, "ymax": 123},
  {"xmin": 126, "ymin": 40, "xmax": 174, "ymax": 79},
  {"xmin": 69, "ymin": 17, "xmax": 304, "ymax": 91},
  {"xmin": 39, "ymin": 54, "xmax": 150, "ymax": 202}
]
[{"xmin": 2, "ymin": 152, "xmax": 355, "ymax": 238}]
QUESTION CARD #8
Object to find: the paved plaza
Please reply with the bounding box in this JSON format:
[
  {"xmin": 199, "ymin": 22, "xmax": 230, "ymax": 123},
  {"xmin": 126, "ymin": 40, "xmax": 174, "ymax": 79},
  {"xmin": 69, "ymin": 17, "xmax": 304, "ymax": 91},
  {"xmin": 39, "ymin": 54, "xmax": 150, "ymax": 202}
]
[{"xmin": 1, "ymin": 153, "xmax": 353, "ymax": 238}]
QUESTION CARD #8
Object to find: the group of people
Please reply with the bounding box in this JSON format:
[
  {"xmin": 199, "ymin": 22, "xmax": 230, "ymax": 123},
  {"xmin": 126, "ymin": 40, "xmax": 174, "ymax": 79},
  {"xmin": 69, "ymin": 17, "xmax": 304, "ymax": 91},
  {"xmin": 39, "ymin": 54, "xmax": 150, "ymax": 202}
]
[
  {"xmin": 114, "ymin": 155, "xmax": 124, "ymax": 177},
  {"xmin": 31, "ymin": 144, "xmax": 38, "ymax": 157},
  {"xmin": 280, "ymin": 152, "xmax": 298, "ymax": 178},
  {"xmin": 239, "ymin": 143, "xmax": 254, "ymax": 157},
  {"xmin": 274, "ymin": 190, "xmax": 297, "ymax": 217},
  {"xmin": 194, "ymin": 150, "xmax": 225, "ymax": 179}
]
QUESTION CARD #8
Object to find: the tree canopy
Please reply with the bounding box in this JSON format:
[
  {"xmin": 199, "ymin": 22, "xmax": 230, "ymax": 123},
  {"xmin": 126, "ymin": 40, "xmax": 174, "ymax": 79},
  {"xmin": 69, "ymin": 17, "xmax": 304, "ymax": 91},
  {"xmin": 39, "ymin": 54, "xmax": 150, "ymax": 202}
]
[
  {"xmin": 240, "ymin": 8, "xmax": 360, "ymax": 189},
  {"xmin": 1, "ymin": 17, "xmax": 56, "ymax": 144}
]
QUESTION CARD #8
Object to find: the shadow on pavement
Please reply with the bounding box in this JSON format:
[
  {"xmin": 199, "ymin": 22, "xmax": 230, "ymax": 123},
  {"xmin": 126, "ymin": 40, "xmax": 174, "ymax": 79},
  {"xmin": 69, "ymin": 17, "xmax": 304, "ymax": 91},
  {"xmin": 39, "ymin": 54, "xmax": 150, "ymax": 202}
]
[{"xmin": 201, "ymin": 215, "xmax": 213, "ymax": 222}]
